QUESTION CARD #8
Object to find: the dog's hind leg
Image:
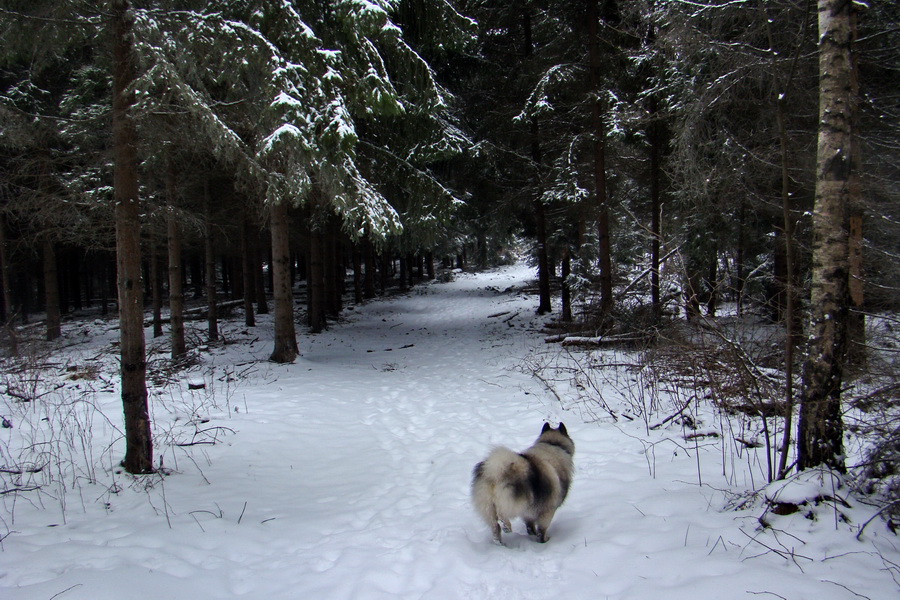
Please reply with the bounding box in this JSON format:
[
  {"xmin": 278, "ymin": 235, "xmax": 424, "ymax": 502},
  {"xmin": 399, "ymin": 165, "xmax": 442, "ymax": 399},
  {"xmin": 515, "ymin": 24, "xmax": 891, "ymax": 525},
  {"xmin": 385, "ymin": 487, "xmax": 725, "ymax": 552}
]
[
  {"xmin": 487, "ymin": 503, "xmax": 503, "ymax": 544},
  {"xmin": 533, "ymin": 508, "xmax": 558, "ymax": 543}
]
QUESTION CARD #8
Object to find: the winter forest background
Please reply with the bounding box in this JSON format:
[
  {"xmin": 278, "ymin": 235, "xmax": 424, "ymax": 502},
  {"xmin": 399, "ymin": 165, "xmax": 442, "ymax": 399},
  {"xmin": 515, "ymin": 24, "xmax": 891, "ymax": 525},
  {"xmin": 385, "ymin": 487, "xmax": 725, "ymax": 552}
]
[{"xmin": 1, "ymin": 0, "xmax": 899, "ymax": 597}]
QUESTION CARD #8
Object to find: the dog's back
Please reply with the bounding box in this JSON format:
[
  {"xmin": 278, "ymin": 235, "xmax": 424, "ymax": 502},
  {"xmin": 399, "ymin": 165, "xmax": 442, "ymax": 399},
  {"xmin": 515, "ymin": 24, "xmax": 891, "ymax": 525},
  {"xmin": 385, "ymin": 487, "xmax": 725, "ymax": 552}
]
[{"xmin": 471, "ymin": 423, "xmax": 574, "ymax": 544}]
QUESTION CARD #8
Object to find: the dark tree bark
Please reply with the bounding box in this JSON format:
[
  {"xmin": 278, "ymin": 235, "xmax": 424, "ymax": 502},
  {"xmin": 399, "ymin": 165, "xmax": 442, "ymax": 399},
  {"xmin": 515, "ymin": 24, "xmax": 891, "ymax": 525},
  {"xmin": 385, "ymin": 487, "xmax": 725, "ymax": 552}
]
[
  {"xmin": 308, "ymin": 230, "xmax": 327, "ymax": 332},
  {"xmin": 705, "ymin": 255, "xmax": 718, "ymax": 317},
  {"xmin": 380, "ymin": 252, "xmax": 390, "ymax": 294},
  {"xmin": 648, "ymin": 98, "xmax": 664, "ymax": 321},
  {"xmin": 522, "ymin": 10, "xmax": 552, "ymax": 315},
  {"xmin": 398, "ymin": 254, "xmax": 409, "ymax": 292},
  {"xmin": 308, "ymin": 222, "xmax": 327, "ymax": 333},
  {"xmin": 43, "ymin": 239, "xmax": 61, "ymax": 341},
  {"xmin": 166, "ymin": 216, "xmax": 186, "ymax": 358},
  {"xmin": 775, "ymin": 82, "xmax": 801, "ymax": 480},
  {"xmin": 112, "ymin": 0, "xmax": 152, "ymax": 474},
  {"xmin": 254, "ymin": 230, "xmax": 269, "ymax": 315},
  {"xmin": 352, "ymin": 243, "xmax": 363, "ymax": 304},
  {"xmin": 798, "ymin": 0, "xmax": 856, "ymax": 473},
  {"xmin": 0, "ymin": 217, "xmax": 13, "ymax": 326},
  {"xmin": 765, "ymin": 6, "xmax": 810, "ymax": 479},
  {"xmin": 684, "ymin": 265, "xmax": 702, "ymax": 321},
  {"xmin": 533, "ymin": 127, "xmax": 552, "ymax": 316},
  {"xmin": 241, "ymin": 215, "xmax": 256, "ymax": 327},
  {"xmin": 150, "ymin": 235, "xmax": 163, "ymax": 338},
  {"xmin": 323, "ymin": 221, "xmax": 341, "ymax": 317},
  {"xmin": 100, "ymin": 254, "xmax": 111, "ymax": 316},
  {"xmin": 846, "ymin": 8, "xmax": 865, "ymax": 368},
  {"xmin": 166, "ymin": 164, "xmax": 186, "ymax": 359},
  {"xmin": 269, "ymin": 200, "xmax": 298, "ymax": 362},
  {"xmin": 425, "ymin": 251, "xmax": 435, "ymax": 280},
  {"xmin": 204, "ymin": 183, "xmax": 218, "ymax": 342},
  {"xmin": 363, "ymin": 237, "xmax": 377, "ymax": 299},
  {"xmin": 587, "ymin": 0, "xmax": 613, "ymax": 316},
  {"xmin": 561, "ymin": 248, "xmax": 572, "ymax": 322},
  {"xmin": 847, "ymin": 204, "xmax": 865, "ymax": 364}
]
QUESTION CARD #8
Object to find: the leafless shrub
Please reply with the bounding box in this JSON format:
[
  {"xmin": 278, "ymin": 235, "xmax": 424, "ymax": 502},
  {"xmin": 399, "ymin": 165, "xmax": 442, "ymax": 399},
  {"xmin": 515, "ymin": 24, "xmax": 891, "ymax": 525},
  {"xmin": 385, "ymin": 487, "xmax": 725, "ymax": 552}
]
[{"xmin": 848, "ymin": 315, "xmax": 900, "ymax": 529}]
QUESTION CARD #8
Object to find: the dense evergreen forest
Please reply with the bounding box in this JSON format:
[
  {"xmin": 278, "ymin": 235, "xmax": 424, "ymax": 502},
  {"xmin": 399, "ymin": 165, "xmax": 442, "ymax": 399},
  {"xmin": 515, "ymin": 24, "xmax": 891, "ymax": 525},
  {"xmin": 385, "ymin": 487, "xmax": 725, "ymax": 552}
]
[{"xmin": 0, "ymin": 0, "xmax": 897, "ymax": 489}]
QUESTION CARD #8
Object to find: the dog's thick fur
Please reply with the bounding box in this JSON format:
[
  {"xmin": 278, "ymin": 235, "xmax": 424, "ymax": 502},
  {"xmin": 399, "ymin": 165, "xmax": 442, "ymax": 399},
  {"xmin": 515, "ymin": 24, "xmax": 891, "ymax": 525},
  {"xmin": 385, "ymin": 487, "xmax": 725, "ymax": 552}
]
[{"xmin": 471, "ymin": 423, "xmax": 574, "ymax": 544}]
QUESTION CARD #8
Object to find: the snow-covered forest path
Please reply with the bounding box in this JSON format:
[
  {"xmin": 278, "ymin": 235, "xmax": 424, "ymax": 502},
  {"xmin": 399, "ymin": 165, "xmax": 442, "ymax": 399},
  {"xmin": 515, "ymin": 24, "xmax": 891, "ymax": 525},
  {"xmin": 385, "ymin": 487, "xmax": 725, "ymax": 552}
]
[{"xmin": 2, "ymin": 263, "xmax": 897, "ymax": 599}]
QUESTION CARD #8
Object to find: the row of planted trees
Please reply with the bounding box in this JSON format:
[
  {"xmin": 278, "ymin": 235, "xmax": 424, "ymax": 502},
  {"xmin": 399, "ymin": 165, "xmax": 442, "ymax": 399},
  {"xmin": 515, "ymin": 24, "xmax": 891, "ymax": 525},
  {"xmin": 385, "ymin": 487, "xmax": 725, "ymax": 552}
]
[{"xmin": 2, "ymin": 1, "xmax": 898, "ymax": 478}]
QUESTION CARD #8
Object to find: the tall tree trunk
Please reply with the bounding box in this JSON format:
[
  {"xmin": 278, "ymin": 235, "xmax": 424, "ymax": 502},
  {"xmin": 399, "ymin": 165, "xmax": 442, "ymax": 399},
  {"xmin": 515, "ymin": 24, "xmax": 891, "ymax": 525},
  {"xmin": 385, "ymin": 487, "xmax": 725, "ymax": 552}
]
[
  {"xmin": 846, "ymin": 8, "xmax": 865, "ymax": 368},
  {"xmin": 167, "ymin": 206, "xmax": 186, "ymax": 359},
  {"xmin": 204, "ymin": 183, "xmax": 218, "ymax": 342},
  {"xmin": 735, "ymin": 201, "xmax": 746, "ymax": 316},
  {"xmin": 533, "ymin": 139, "xmax": 552, "ymax": 314},
  {"xmin": 255, "ymin": 230, "xmax": 269, "ymax": 314},
  {"xmin": 776, "ymin": 85, "xmax": 800, "ymax": 481},
  {"xmin": 269, "ymin": 200, "xmax": 298, "ymax": 362},
  {"xmin": 323, "ymin": 221, "xmax": 340, "ymax": 317},
  {"xmin": 43, "ymin": 239, "xmax": 61, "ymax": 341},
  {"xmin": 269, "ymin": 202, "xmax": 300, "ymax": 363},
  {"xmin": 308, "ymin": 225, "xmax": 327, "ymax": 333},
  {"xmin": 797, "ymin": 0, "xmax": 855, "ymax": 473},
  {"xmin": 241, "ymin": 216, "xmax": 256, "ymax": 327},
  {"xmin": 166, "ymin": 157, "xmax": 186, "ymax": 359},
  {"xmin": 0, "ymin": 217, "xmax": 13, "ymax": 325},
  {"xmin": 587, "ymin": 0, "xmax": 613, "ymax": 316},
  {"xmin": 705, "ymin": 254, "xmax": 718, "ymax": 317},
  {"xmin": 380, "ymin": 252, "xmax": 390, "ymax": 294},
  {"xmin": 352, "ymin": 243, "xmax": 363, "ymax": 304},
  {"xmin": 648, "ymin": 98, "xmax": 663, "ymax": 321},
  {"xmin": 363, "ymin": 237, "xmax": 377, "ymax": 298},
  {"xmin": 523, "ymin": 9, "xmax": 552, "ymax": 315},
  {"xmin": 561, "ymin": 248, "xmax": 572, "ymax": 322},
  {"xmin": 406, "ymin": 252, "xmax": 416, "ymax": 288},
  {"xmin": 766, "ymin": 6, "xmax": 807, "ymax": 478},
  {"xmin": 150, "ymin": 235, "xmax": 163, "ymax": 338},
  {"xmin": 100, "ymin": 254, "xmax": 110, "ymax": 316},
  {"xmin": 112, "ymin": 0, "xmax": 152, "ymax": 474},
  {"xmin": 398, "ymin": 254, "xmax": 409, "ymax": 292},
  {"xmin": 847, "ymin": 205, "xmax": 864, "ymax": 363},
  {"xmin": 425, "ymin": 251, "xmax": 435, "ymax": 280}
]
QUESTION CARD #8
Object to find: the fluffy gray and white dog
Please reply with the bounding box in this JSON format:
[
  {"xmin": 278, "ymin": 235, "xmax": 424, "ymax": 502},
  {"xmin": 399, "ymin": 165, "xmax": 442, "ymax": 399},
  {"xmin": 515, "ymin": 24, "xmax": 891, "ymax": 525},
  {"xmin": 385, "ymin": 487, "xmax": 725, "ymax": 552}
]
[{"xmin": 471, "ymin": 423, "xmax": 575, "ymax": 544}]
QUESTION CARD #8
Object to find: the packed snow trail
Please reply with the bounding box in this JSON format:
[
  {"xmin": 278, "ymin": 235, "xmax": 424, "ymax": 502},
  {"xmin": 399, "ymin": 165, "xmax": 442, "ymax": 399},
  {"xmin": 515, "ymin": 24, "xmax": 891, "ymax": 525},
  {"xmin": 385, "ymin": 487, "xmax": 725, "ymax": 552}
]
[{"xmin": 2, "ymin": 264, "xmax": 897, "ymax": 599}]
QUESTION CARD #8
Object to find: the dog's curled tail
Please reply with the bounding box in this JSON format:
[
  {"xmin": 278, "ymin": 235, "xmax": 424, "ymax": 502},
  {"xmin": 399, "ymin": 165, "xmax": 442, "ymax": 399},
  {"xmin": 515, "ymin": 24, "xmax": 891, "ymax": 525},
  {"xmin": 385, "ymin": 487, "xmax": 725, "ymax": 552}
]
[{"xmin": 471, "ymin": 447, "xmax": 530, "ymax": 529}]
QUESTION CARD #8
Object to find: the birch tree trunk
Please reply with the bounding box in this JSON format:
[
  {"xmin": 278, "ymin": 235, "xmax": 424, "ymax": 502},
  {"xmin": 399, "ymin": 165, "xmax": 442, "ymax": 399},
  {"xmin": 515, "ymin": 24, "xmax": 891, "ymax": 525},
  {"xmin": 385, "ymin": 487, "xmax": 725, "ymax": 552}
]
[
  {"xmin": 797, "ymin": 0, "xmax": 855, "ymax": 473},
  {"xmin": 112, "ymin": 0, "xmax": 152, "ymax": 474}
]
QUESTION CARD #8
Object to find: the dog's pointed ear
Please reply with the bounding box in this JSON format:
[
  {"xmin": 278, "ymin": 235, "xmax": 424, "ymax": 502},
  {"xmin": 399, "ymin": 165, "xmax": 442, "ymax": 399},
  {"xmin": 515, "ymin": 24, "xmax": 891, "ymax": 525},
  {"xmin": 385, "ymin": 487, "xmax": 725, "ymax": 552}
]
[
  {"xmin": 558, "ymin": 422, "xmax": 568, "ymax": 435},
  {"xmin": 542, "ymin": 422, "xmax": 552, "ymax": 433}
]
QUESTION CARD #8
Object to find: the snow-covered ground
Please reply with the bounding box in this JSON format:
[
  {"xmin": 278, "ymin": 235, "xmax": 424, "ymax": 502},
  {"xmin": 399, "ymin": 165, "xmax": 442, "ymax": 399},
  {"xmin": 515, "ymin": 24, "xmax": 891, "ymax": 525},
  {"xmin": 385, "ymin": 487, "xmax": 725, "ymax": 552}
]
[{"xmin": 1, "ymin": 262, "xmax": 897, "ymax": 599}]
